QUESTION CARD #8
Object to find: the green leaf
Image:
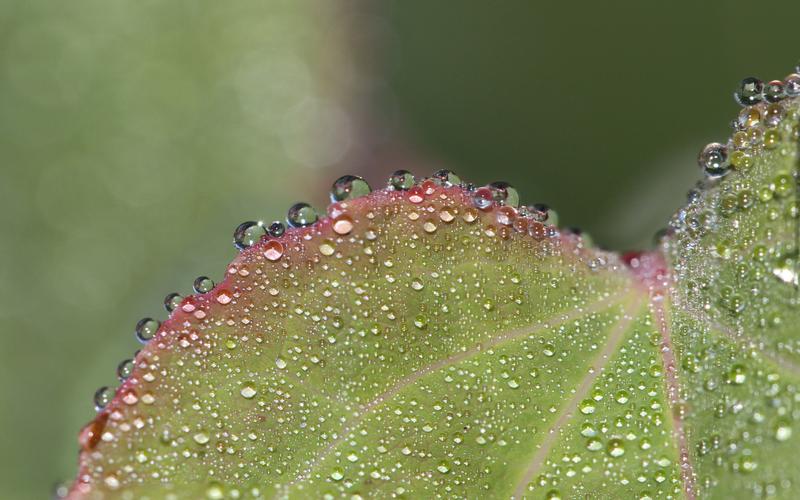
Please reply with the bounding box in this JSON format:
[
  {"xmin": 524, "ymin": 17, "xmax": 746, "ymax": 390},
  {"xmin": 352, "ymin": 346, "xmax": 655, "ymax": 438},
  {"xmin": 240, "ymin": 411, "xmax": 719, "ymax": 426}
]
[{"xmin": 68, "ymin": 87, "xmax": 800, "ymax": 498}]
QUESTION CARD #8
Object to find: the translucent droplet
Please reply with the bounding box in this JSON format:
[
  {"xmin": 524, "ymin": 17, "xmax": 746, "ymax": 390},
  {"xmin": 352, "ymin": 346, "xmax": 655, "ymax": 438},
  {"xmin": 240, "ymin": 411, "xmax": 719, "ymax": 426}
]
[
  {"xmin": 94, "ymin": 386, "xmax": 114, "ymax": 411},
  {"xmin": 233, "ymin": 221, "xmax": 267, "ymax": 250},
  {"xmin": 488, "ymin": 181, "xmax": 520, "ymax": 207},
  {"xmin": 193, "ymin": 276, "xmax": 215, "ymax": 294},
  {"xmin": 263, "ymin": 240, "xmax": 284, "ymax": 261},
  {"xmin": 163, "ymin": 292, "xmax": 182, "ymax": 313},
  {"xmin": 432, "ymin": 169, "xmax": 461, "ymax": 187},
  {"xmin": 267, "ymin": 221, "xmax": 285, "ymax": 237},
  {"xmin": 193, "ymin": 432, "xmax": 210, "ymax": 445},
  {"xmin": 734, "ymin": 77, "xmax": 763, "ymax": 106},
  {"xmin": 286, "ymin": 202, "xmax": 318, "ymax": 227},
  {"xmin": 135, "ymin": 317, "xmax": 160, "ymax": 343},
  {"xmin": 607, "ymin": 438, "xmax": 625, "ymax": 457},
  {"xmin": 240, "ymin": 382, "xmax": 257, "ymax": 399},
  {"xmin": 784, "ymin": 73, "xmax": 800, "ymax": 97},
  {"xmin": 579, "ymin": 399, "xmax": 595, "ymax": 414},
  {"xmin": 697, "ymin": 142, "xmax": 730, "ymax": 178},
  {"xmin": 332, "ymin": 215, "xmax": 354, "ymax": 235},
  {"xmin": 586, "ymin": 437, "xmax": 602, "ymax": 451},
  {"xmin": 116, "ymin": 359, "xmax": 134, "ymax": 382},
  {"xmin": 330, "ymin": 175, "xmax": 371, "ymax": 202},
  {"xmin": 764, "ymin": 79, "xmax": 785, "ymax": 103},
  {"xmin": 728, "ymin": 364, "xmax": 747, "ymax": 385},
  {"xmin": 319, "ymin": 239, "xmax": 336, "ymax": 256},
  {"xmin": 388, "ymin": 169, "xmax": 416, "ymax": 191}
]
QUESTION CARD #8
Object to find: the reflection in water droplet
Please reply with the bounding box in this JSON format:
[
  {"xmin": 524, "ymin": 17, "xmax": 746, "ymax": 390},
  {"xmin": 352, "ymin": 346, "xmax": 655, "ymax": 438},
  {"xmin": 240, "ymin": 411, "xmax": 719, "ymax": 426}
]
[
  {"xmin": 286, "ymin": 202, "xmax": 318, "ymax": 227},
  {"xmin": 734, "ymin": 77, "xmax": 763, "ymax": 106},
  {"xmin": 267, "ymin": 221, "xmax": 286, "ymax": 237},
  {"xmin": 698, "ymin": 142, "xmax": 730, "ymax": 179},
  {"xmin": 193, "ymin": 276, "xmax": 215, "ymax": 294},
  {"xmin": 135, "ymin": 318, "xmax": 160, "ymax": 343},
  {"xmin": 330, "ymin": 175, "xmax": 371, "ymax": 202},
  {"xmin": 163, "ymin": 292, "xmax": 182, "ymax": 313},
  {"xmin": 388, "ymin": 169, "xmax": 415, "ymax": 191},
  {"xmin": 233, "ymin": 221, "xmax": 267, "ymax": 250},
  {"xmin": 432, "ymin": 169, "xmax": 461, "ymax": 187},
  {"xmin": 94, "ymin": 386, "xmax": 114, "ymax": 411},
  {"xmin": 116, "ymin": 359, "xmax": 134, "ymax": 382}
]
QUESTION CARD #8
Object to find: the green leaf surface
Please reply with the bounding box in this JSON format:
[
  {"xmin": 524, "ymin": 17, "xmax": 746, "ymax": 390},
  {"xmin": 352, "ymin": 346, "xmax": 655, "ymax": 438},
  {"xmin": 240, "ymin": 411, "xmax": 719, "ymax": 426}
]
[{"xmin": 69, "ymin": 91, "xmax": 800, "ymax": 498}]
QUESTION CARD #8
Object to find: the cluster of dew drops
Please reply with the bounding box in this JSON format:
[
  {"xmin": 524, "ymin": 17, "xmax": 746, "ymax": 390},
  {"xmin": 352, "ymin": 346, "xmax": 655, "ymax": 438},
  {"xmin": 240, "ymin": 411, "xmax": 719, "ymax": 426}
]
[
  {"xmin": 90, "ymin": 169, "xmax": 564, "ymax": 415},
  {"xmin": 695, "ymin": 69, "xmax": 800, "ymax": 181}
]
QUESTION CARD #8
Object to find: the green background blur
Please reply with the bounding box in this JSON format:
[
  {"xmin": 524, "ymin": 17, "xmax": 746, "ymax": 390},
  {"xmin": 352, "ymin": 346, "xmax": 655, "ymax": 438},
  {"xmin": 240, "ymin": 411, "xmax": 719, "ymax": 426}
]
[{"xmin": 2, "ymin": 1, "xmax": 800, "ymax": 498}]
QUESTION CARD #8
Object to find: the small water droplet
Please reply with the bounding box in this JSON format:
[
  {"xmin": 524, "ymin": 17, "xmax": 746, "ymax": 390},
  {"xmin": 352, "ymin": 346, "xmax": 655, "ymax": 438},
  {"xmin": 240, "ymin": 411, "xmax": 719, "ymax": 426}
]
[
  {"xmin": 267, "ymin": 221, "xmax": 285, "ymax": 237},
  {"xmin": 607, "ymin": 438, "xmax": 625, "ymax": 457}
]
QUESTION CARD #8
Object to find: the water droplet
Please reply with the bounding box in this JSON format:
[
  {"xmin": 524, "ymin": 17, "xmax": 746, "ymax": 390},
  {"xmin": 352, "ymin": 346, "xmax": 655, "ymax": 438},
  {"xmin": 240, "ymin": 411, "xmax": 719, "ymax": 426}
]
[
  {"xmin": 240, "ymin": 382, "xmax": 257, "ymax": 399},
  {"xmin": 163, "ymin": 292, "xmax": 182, "ymax": 313},
  {"xmin": 267, "ymin": 221, "xmax": 285, "ymax": 237},
  {"xmin": 233, "ymin": 221, "xmax": 267, "ymax": 250},
  {"xmin": 729, "ymin": 364, "xmax": 747, "ymax": 385},
  {"xmin": 579, "ymin": 399, "xmax": 596, "ymax": 414},
  {"xmin": 586, "ymin": 438, "xmax": 603, "ymax": 451},
  {"xmin": 319, "ymin": 239, "xmax": 336, "ymax": 256},
  {"xmin": 94, "ymin": 386, "xmax": 114, "ymax": 411},
  {"xmin": 388, "ymin": 169, "xmax": 416, "ymax": 190},
  {"xmin": 275, "ymin": 356, "xmax": 288, "ymax": 369},
  {"xmin": 193, "ymin": 432, "xmax": 210, "ymax": 445},
  {"xmin": 698, "ymin": 142, "xmax": 730, "ymax": 178},
  {"xmin": 116, "ymin": 359, "xmax": 134, "ymax": 382},
  {"xmin": 193, "ymin": 276, "xmax": 215, "ymax": 294},
  {"xmin": 734, "ymin": 77, "xmax": 764, "ymax": 106},
  {"xmin": 263, "ymin": 240, "xmax": 284, "ymax": 261},
  {"xmin": 784, "ymin": 73, "xmax": 800, "ymax": 97},
  {"xmin": 332, "ymin": 215, "xmax": 354, "ymax": 235},
  {"xmin": 330, "ymin": 467, "xmax": 344, "ymax": 481},
  {"xmin": 436, "ymin": 461, "xmax": 450, "ymax": 474},
  {"xmin": 488, "ymin": 181, "xmax": 520, "ymax": 207},
  {"xmin": 330, "ymin": 175, "xmax": 371, "ymax": 202},
  {"xmin": 135, "ymin": 317, "xmax": 160, "ymax": 343},
  {"xmin": 764, "ymin": 79, "xmax": 785, "ymax": 103},
  {"xmin": 286, "ymin": 202, "xmax": 318, "ymax": 227},
  {"xmin": 432, "ymin": 169, "xmax": 461, "ymax": 187},
  {"xmin": 607, "ymin": 438, "xmax": 625, "ymax": 457}
]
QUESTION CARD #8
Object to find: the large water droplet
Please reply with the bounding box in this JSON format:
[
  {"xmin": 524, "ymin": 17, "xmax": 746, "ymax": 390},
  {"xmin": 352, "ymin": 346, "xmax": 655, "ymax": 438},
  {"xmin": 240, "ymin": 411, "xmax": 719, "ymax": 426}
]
[
  {"xmin": 488, "ymin": 181, "xmax": 520, "ymax": 207},
  {"xmin": 432, "ymin": 169, "xmax": 462, "ymax": 187},
  {"xmin": 286, "ymin": 202, "xmax": 318, "ymax": 227},
  {"xmin": 330, "ymin": 175, "xmax": 371, "ymax": 202},
  {"xmin": 734, "ymin": 77, "xmax": 764, "ymax": 106},
  {"xmin": 193, "ymin": 276, "xmax": 215, "ymax": 294},
  {"xmin": 94, "ymin": 386, "xmax": 114, "ymax": 411},
  {"xmin": 388, "ymin": 169, "xmax": 416, "ymax": 191},
  {"xmin": 116, "ymin": 359, "xmax": 134, "ymax": 382},
  {"xmin": 135, "ymin": 318, "xmax": 160, "ymax": 343},
  {"xmin": 764, "ymin": 79, "xmax": 785, "ymax": 103},
  {"xmin": 163, "ymin": 292, "xmax": 182, "ymax": 313},
  {"xmin": 233, "ymin": 221, "xmax": 267, "ymax": 250}
]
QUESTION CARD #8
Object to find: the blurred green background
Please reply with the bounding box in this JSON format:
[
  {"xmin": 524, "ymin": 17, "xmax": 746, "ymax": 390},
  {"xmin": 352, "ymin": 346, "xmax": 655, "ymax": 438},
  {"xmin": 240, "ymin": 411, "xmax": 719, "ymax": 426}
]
[{"xmin": 2, "ymin": 1, "xmax": 800, "ymax": 498}]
